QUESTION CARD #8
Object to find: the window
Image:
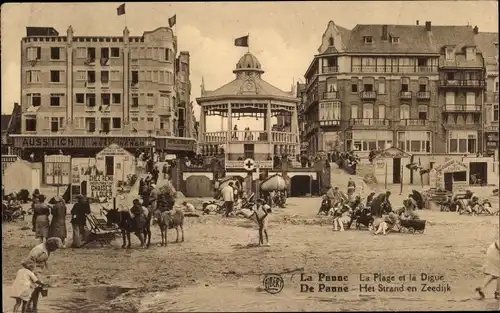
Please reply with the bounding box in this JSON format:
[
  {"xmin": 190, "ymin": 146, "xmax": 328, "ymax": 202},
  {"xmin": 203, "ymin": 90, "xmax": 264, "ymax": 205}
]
[
  {"xmin": 50, "ymin": 94, "xmax": 62, "ymax": 107},
  {"xmin": 364, "ymin": 36, "xmax": 373, "ymax": 44},
  {"xmin": 51, "ymin": 117, "xmax": 60, "ymax": 132},
  {"xmin": 87, "ymin": 71, "xmax": 96, "ymax": 83},
  {"xmin": 146, "ymin": 71, "xmax": 152, "ymax": 82},
  {"xmin": 25, "ymin": 117, "xmax": 37, "ymax": 131},
  {"xmin": 351, "ymin": 105, "xmax": 358, "ymax": 119},
  {"xmin": 146, "ymin": 48, "xmax": 153, "ymax": 59},
  {"xmin": 76, "ymin": 47, "xmax": 86, "ymax": 58},
  {"xmin": 101, "ymin": 118, "xmax": 111, "ymax": 133},
  {"xmin": 112, "ymin": 93, "xmax": 121, "ymax": 104},
  {"xmin": 418, "ymin": 105, "xmax": 428, "ymax": 120},
  {"xmin": 326, "ymin": 78, "xmax": 337, "ymax": 92},
  {"xmin": 147, "ymin": 93, "xmax": 155, "ymax": 106},
  {"xmin": 391, "ymin": 37, "xmax": 399, "ymax": 44},
  {"xmin": 164, "ymin": 48, "xmax": 171, "ymax": 61},
  {"xmin": 152, "ymin": 71, "xmax": 158, "ymax": 83},
  {"xmin": 159, "ymin": 71, "xmax": 165, "ymax": 84},
  {"xmin": 50, "ymin": 47, "xmax": 60, "ymax": 60},
  {"xmin": 26, "ymin": 47, "xmax": 41, "ymax": 61},
  {"xmin": 87, "ymin": 47, "xmax": 96, "ymax": 61},
  {"xmin": 73, "ymin": 117, "xmax": 84, "ymax": 129},
  {"xmin": 101, "ymin": 71, "xmax": 109, "ymax": 84},
  {"xmin": 445, "ymin": 47, "xmax": 454, "ymax": 60},
  {"xmin": 495, "ymin": 78, "xmax": 499, "ymax": 92},
  {"xmin": 362, "ymin": 103, "xmax": 373, "ymax": 119},
  {"xmin": 111, "ymin": 71, "xmax": 120, "ymax": 81},
  {"xmin": 75, "ymin": 93, "xmax": 85, "ymax": 104},
  {"xmin": 160, "ymin": 93, "xmax": 170, "ymax": 109},
  {"xmin": 448, "ymin": 131, "xmax": 477, "ymax": 153},
  {"xmin": 26, "ymin": 70, "xmax": 41, "ymax": 83},
  {"xmin": 417, "ymin": 58, "xmax": 427, "ymax": 67},
  {"xmin": 401, "ymin": 77, "xmax": 409, "ymax": 92},
  {"xmin": 378, "ymin": 78, "xmax": 385, "ymax": 94},
  {"xmin": 131, "ymin": 94, "xmax": 139, "ymax": 107},
  {"xmin": 86, "ymin": 94, "xmax": 96, "ymax": 107},
  {"xmin": 378, "ymin": 105, "xmax": 386, "ymax": 119},
  {"xmin": 466, "ymin": 47, "xmax": 476, "ymax": 61},
  {"xmin": 493, "ymin": 104, "xmax": 499, "ymax": 122},
  {"xmin": 100, "ymin": 48, "xmax": 109, "ymax": 65},
  {"xmin": 328, "ymin": 37, "xmax": 334, "ymax": 46},
  {"xmin": 85, "ymin": 117, "xmax": 96, "ymax": 132},
  {"xmin": 28, "ymin": 93, "xmax": 41, "ymax": 107},
  {"xmin": 112, "ymin": 118, "xmax": 121, "ymax": 129},
  {"xmin": 400, "ymin": 105, "xmax": 410, "ymax": 119},
  {"xmin": 101, "ymin": 93, "xmax": 110, "ymax": 105},
  {"xmin": 110, "ymin": 47, "xmax": 120, "ymax": 58},
  {"xmin": 466, "ymin": 92, "xmax": 476, "ymax": 105},
  {"xmin": 319, "ymin": 102, "xmax": 340, "ymax": 120},
  {"xmin": 50, "ymin": 70, "xmax": 60, "ymax": 83},
  {"xmin": 445, "ymin": 92, "xmax": 455, "ymax": 105},
  {"xmin": 131, "ymin": 71, "xmax": 139, "ymax": 85},
  {"xmin": 398, "ymin": 131, "xmax": 431, "ymax": 153},
  {"xmin": 76, "ymin": 71, "xmax": 86, "ymax": 81}
]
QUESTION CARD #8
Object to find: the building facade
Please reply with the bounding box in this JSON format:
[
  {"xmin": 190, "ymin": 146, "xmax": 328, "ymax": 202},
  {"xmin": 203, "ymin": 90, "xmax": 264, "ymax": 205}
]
[
  {"xmin": 12, "ymin": 26, "xmax": 196, "ymax": 159},
  {"xmin": 475, "ymin": 32, "xmax": 499, "ymax": 159},
  {"xmin": 302, "ymin": 21, "xmax": 487, "ymax": 158}
]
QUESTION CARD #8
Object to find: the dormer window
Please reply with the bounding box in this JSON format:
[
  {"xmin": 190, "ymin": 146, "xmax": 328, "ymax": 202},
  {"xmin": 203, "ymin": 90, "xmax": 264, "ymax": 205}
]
[
  {"xmin": 364, "ymin": 36, "xmax": 373, "ymax": 44},
  {"xmin": 391, "ymin": 37, "xmax": 400, "ymax": 44},
  {"xmin": 328, "ymin": 36, "xmax": 334, "ymax": 46},
  {"xmin": 445, "ymin": 47, "xmax": 455, "ymax": 61},
  {"xmin": 466, "ymin": 47, "xmax": 476, "ymax": 61}
]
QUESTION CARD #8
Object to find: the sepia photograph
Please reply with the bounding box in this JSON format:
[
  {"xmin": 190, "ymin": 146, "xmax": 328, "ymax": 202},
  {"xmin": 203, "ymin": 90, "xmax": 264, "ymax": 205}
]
[{"xmin": 1, "ymin": 1, "xmax": 499, "ymax": 312}]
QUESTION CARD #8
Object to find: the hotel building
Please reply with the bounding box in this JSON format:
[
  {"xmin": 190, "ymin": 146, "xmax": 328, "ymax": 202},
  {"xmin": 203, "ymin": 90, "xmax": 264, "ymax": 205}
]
[{"xmin": 12, "ymin": 26, "xmax": 196, "ymax": 159}]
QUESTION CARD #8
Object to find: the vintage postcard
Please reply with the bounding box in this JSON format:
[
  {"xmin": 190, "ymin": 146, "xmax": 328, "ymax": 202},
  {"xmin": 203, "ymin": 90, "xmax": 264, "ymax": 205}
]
[{"xmin": 1, "ymin": 1, "xmax": 499, "ymax": 312}]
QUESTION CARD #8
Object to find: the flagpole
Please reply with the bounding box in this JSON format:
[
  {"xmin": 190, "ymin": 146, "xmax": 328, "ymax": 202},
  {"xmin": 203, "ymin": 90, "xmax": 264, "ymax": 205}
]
[{"xmin": 247, "ymin": 33, "xmax": 250, "ymax": 53}]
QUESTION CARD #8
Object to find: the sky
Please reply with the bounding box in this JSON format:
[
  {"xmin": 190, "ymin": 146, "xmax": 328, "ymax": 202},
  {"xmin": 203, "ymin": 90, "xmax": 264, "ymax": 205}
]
[{"xmin": 1, "ymin": 1, "xmax": 498, "ymax": 131}]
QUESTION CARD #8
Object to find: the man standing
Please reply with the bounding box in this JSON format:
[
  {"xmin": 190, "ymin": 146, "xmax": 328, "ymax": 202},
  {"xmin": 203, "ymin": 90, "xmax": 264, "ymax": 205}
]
[
  {"xmin": 70, "ymin": 195, "xmax": 91, "ymax": 248},
  {"xmin": 221, "ymin": 181, "xmax": 235, "ymax": 217}
]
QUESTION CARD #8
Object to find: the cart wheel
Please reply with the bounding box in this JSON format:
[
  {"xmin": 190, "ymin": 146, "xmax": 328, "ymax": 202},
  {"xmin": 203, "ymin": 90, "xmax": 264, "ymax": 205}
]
[{"xmin": 408, "ymin": 227, "xmax": 415, "ymax": 234}]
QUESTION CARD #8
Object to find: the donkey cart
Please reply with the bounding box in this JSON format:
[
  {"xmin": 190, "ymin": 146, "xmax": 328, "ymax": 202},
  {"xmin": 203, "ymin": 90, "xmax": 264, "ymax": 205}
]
[{"xmin": 395, "ymin": 219, "xmax": 426, "ymax": 234}]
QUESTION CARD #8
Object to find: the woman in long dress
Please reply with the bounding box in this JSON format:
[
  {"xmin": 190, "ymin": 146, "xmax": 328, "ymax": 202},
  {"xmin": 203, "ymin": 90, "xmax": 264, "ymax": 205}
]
[
  {"xmin": 32, "ymin": 195, "xmax": 51, "ymax": 243},
  {"xmin": 49, "ymin": 196, "xmax": 67, "ymax": 248},
  {"xmin": 475, "ymin": 239, "xmax": 500, "ymax": 299}
]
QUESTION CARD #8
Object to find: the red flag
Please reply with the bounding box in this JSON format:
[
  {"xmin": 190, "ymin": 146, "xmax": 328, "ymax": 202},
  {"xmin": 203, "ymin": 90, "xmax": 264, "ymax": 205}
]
[{"xmin": 117, "ymin": 3, "xmax": 125, "ymax": 16}]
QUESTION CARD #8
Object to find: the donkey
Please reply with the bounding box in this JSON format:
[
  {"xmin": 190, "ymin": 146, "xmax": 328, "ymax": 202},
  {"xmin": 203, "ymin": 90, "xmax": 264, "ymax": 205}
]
[
  {"xmin": 104, "ymin": 206, "xmax": 152, "ymax": 248},
  {"xmin": 152, "ymin": 208, "xmax": 184, "ymax": 246}
]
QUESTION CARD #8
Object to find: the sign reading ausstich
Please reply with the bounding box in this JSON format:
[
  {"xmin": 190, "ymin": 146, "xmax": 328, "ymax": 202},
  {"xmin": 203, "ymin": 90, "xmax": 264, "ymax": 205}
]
[{"xmin": 89, "ymin": 175, "xmax": 115, "ymax": 201}]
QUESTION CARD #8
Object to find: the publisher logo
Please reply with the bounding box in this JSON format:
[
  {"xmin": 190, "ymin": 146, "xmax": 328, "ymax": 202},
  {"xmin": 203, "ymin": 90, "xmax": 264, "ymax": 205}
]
[{"xmin": 263, "ymin": 273, "xmax": 284, "ymax": 294}]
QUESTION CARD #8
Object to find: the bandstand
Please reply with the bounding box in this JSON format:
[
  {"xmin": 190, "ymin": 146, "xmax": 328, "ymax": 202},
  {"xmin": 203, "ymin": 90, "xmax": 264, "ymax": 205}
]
[{"xmin": 196, "ymin": 52, "xmax": 300, "ymax": 169}]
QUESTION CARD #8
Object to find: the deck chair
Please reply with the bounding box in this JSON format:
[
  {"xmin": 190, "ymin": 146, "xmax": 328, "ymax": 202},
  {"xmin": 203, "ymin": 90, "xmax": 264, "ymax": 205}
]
[{"xmin": 82, "ymin": 214, "xmax": 119, "ymax": 247}]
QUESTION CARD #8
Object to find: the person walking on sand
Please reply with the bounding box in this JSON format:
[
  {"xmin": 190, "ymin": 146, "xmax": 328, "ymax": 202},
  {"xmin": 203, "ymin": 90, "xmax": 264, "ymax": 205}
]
[
  {"xmin": 221, "ymin": 181, "xmax": 235, "ymax": 217},
  {"xmin": 49, "ymin": 196, "xmax": 67, "ymax": 248},
  {"xmin": 347, "ymin": 178, "xmax": 356, "ymax": 196},
  {"xmin": 70, "ymin": 195, "xmax": 90, "ymax": 248},
  {"xmin": 252, "ymin": 199, "xmax": 271, "ymax": 247},
  {"xmin": 32, "ymin": 195, "xmax": 51, "ymax": 244},
  {"xmin": 11, "ymin": 259, "xmax": 45, "ymax": 313},
  {"xmin": 475, "ymin": 238, "xmax": 500, "ymax": 300}
]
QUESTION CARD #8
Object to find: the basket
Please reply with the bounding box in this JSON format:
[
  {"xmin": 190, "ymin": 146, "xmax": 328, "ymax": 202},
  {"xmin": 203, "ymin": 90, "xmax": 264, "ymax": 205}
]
[{"xmin": 40, "ymin": 286, "xmax": 48, "ymax": 297}]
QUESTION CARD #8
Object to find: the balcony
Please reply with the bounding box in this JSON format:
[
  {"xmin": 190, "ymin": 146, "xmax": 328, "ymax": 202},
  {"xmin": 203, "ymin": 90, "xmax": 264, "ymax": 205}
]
[
  {"xmin": 399, "ymin": 91, "xmax": 412, "ymax": 100},
  {"xmin": 321, "ymin": 92, "xmax": 339, "ymax": 100},
  {"xmin": 360, "ymin": 91, "xmax": 377, "ymax": 100},
  {"xmin": 156, "ymin": 106, "xmax": 171, "ymax": 116},
  {"xmin": 202, "ymin": 130, "xmax": 297, "ymax": 144},
  {"xmin": 322, "ymin": 66, "xmax": 338, "ymax": 74},
  {"xmin": 349, "ymin": 118, "xmax": 390, "ymax": 126},
  {"xmin": 439, "ymin": 80, "xmax": 486, "ymax": 88},
  {"xmin": 399, "ymin": 119, "xmax": 428, "ymax": 126},
  {"xmin": 319, "ymin": 120, "xmax": 341, "ymax": 127},
  {"xmin": 417, "ymin": 91, "xmax": 431, "ymax": 100},
  {"xmin": 443, "ymin": 105, "xmax": 481, "ymax": 112}
]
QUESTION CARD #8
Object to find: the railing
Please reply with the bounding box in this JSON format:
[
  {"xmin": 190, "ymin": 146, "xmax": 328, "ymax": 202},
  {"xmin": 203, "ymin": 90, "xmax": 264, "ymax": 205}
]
[
  {"xmin": 417, "ymin": 91, "xmax": 431, "ymax": 99},
  {"xmin": 202, "ymin": 130, "xmax": 297, "ymax": 144},
  {"xmin": 349, "ymin": 118, "xmax": 390, "ymax": 126},
  {"xmin": 439, "ymin": 80, "xmax": 486, "ymax": 87},
  {"xmin": 443, "ymin": 105, "xmax": 481, "ymax": 112},
  {"xmin": 322, "ymin": 91, "xmax": 339, "ymax": 100},
  {"xmin": 360, "ymin": 91, "xmax": 377, "ymax": 99},
  {"xmin": 399, "ymin": 91, "xmax": 412, "ymax": 99},
  {"xmin": 399, "ymin": 119, "xmax": 428, "ymax": 126},
  {"xmin": 319, "ymin": 120, "xmax": 341, "ymax": 126},
  {"xmin": 351, "ymin": 65, "xmax": 438, "ymax": 73},
  {"xmin": 322, "ymin": 66, "xmax": 338, "ymax": 74}
]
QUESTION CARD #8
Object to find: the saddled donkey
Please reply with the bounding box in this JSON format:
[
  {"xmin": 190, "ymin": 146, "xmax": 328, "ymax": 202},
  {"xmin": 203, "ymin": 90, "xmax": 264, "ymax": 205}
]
[
  {"xmin": 104, "ymin": 202, "xmax": 152, "ymax": 248},
  {"xmin": 152, "ymin": 208, "xmax": 184, "ymax": 246}
]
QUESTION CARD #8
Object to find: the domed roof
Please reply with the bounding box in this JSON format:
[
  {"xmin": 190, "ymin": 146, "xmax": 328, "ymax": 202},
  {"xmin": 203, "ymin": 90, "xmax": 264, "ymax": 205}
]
[{"xmin": 233, "ymin": 52, "xmax": 264, "ymax": 74}]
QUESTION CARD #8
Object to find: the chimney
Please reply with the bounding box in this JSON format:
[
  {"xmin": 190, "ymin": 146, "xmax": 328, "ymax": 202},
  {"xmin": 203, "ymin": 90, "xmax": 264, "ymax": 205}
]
[
  {"xmin": 425, "ymin": 21, "xmax": 431, "ymax": 31},
  {"xmin": 473, "ymin": 26, "xmax": 479, "ymax": 34},
  {"xmin": 416, "ymin": 20, "xmax": 419, "ymax": 26},
  {"xmin": 382, "ymin": 25, "xmax": 388, "ymax": 40}
]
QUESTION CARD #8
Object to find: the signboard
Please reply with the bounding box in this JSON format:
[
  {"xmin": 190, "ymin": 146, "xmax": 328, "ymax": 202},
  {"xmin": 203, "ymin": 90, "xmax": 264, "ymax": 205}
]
[
  {"xmin": 89, "ymin": 175, "xmax": 116, "ymax": 202},
  {"xmin": 2, "ymin": 155, "xmax": 19, "ymax": 178},
  {"xmin": 71, "ymin": 165, "xmax": 81, "ymax": 184},
  {"xmin": 244, "ymin": 158, "xmax": 255, "ymax": 171},
  {"xmin": 98, "ymin": 143, "xmax": 130, "ymax": 156},
  {"xmin": 429, "ymin": 168, "xmax": 437, "ymax": 189},
  {"xmin": 45, "ymin": 155, "xmax": 71, "ymax": 185},
  {"xmin": 452, "ymin": 181, "xmax": 468, "ymax": 193}
]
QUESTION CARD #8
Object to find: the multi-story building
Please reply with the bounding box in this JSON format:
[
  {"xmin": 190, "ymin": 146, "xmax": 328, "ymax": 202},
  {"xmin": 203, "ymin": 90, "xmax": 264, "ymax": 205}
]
[
  {"xmin": 11, "ymin": 26, "xmax": 196, "ymax": 159},
  {"xmin": 175, "ymin": 51, "xmax": 195, "ymax": 138},
  {"xmin": 475, "ymin": 31, "xmax": 499, "ymax": 159},
  {"xmin": 302, "ymin": 21, "xmax": 486, "ymax": 158},
  {"xmin": 1, "ymin": 103, "xmax": 22, "ymax": 155}
]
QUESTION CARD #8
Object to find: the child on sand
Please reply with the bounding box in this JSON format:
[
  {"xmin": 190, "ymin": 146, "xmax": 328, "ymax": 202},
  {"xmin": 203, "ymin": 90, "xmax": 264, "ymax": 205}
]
[
  {"xmin": 253, "ymin": 199, "xmax": 271, "ymax": 247},
  {"xmin": 11, "ymin": 259, "xmax": 45, "ymax": 313}
]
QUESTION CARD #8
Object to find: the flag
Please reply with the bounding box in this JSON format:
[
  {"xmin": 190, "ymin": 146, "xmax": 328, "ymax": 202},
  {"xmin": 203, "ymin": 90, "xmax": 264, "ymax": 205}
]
[
  {"xmin": 234, "ymin": 35, "xmax": 249, "ymax": 47},
  {"xmin": 168, "ymin": 14, "xmax": 177, "ymax": 28},
  {"xmin": 117, "ymin": 3, "xmax": 125, "ymax": 16}
]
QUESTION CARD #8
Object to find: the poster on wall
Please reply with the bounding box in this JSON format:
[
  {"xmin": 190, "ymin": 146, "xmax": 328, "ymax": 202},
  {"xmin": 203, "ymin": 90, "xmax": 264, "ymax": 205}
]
[
  {"xmin": 45, "ymin": 155, "xmax": 71, "ymax": 185},
  {"xmin": 89, "ymin": 175, "xmax": 116, "ymax": 203}
]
